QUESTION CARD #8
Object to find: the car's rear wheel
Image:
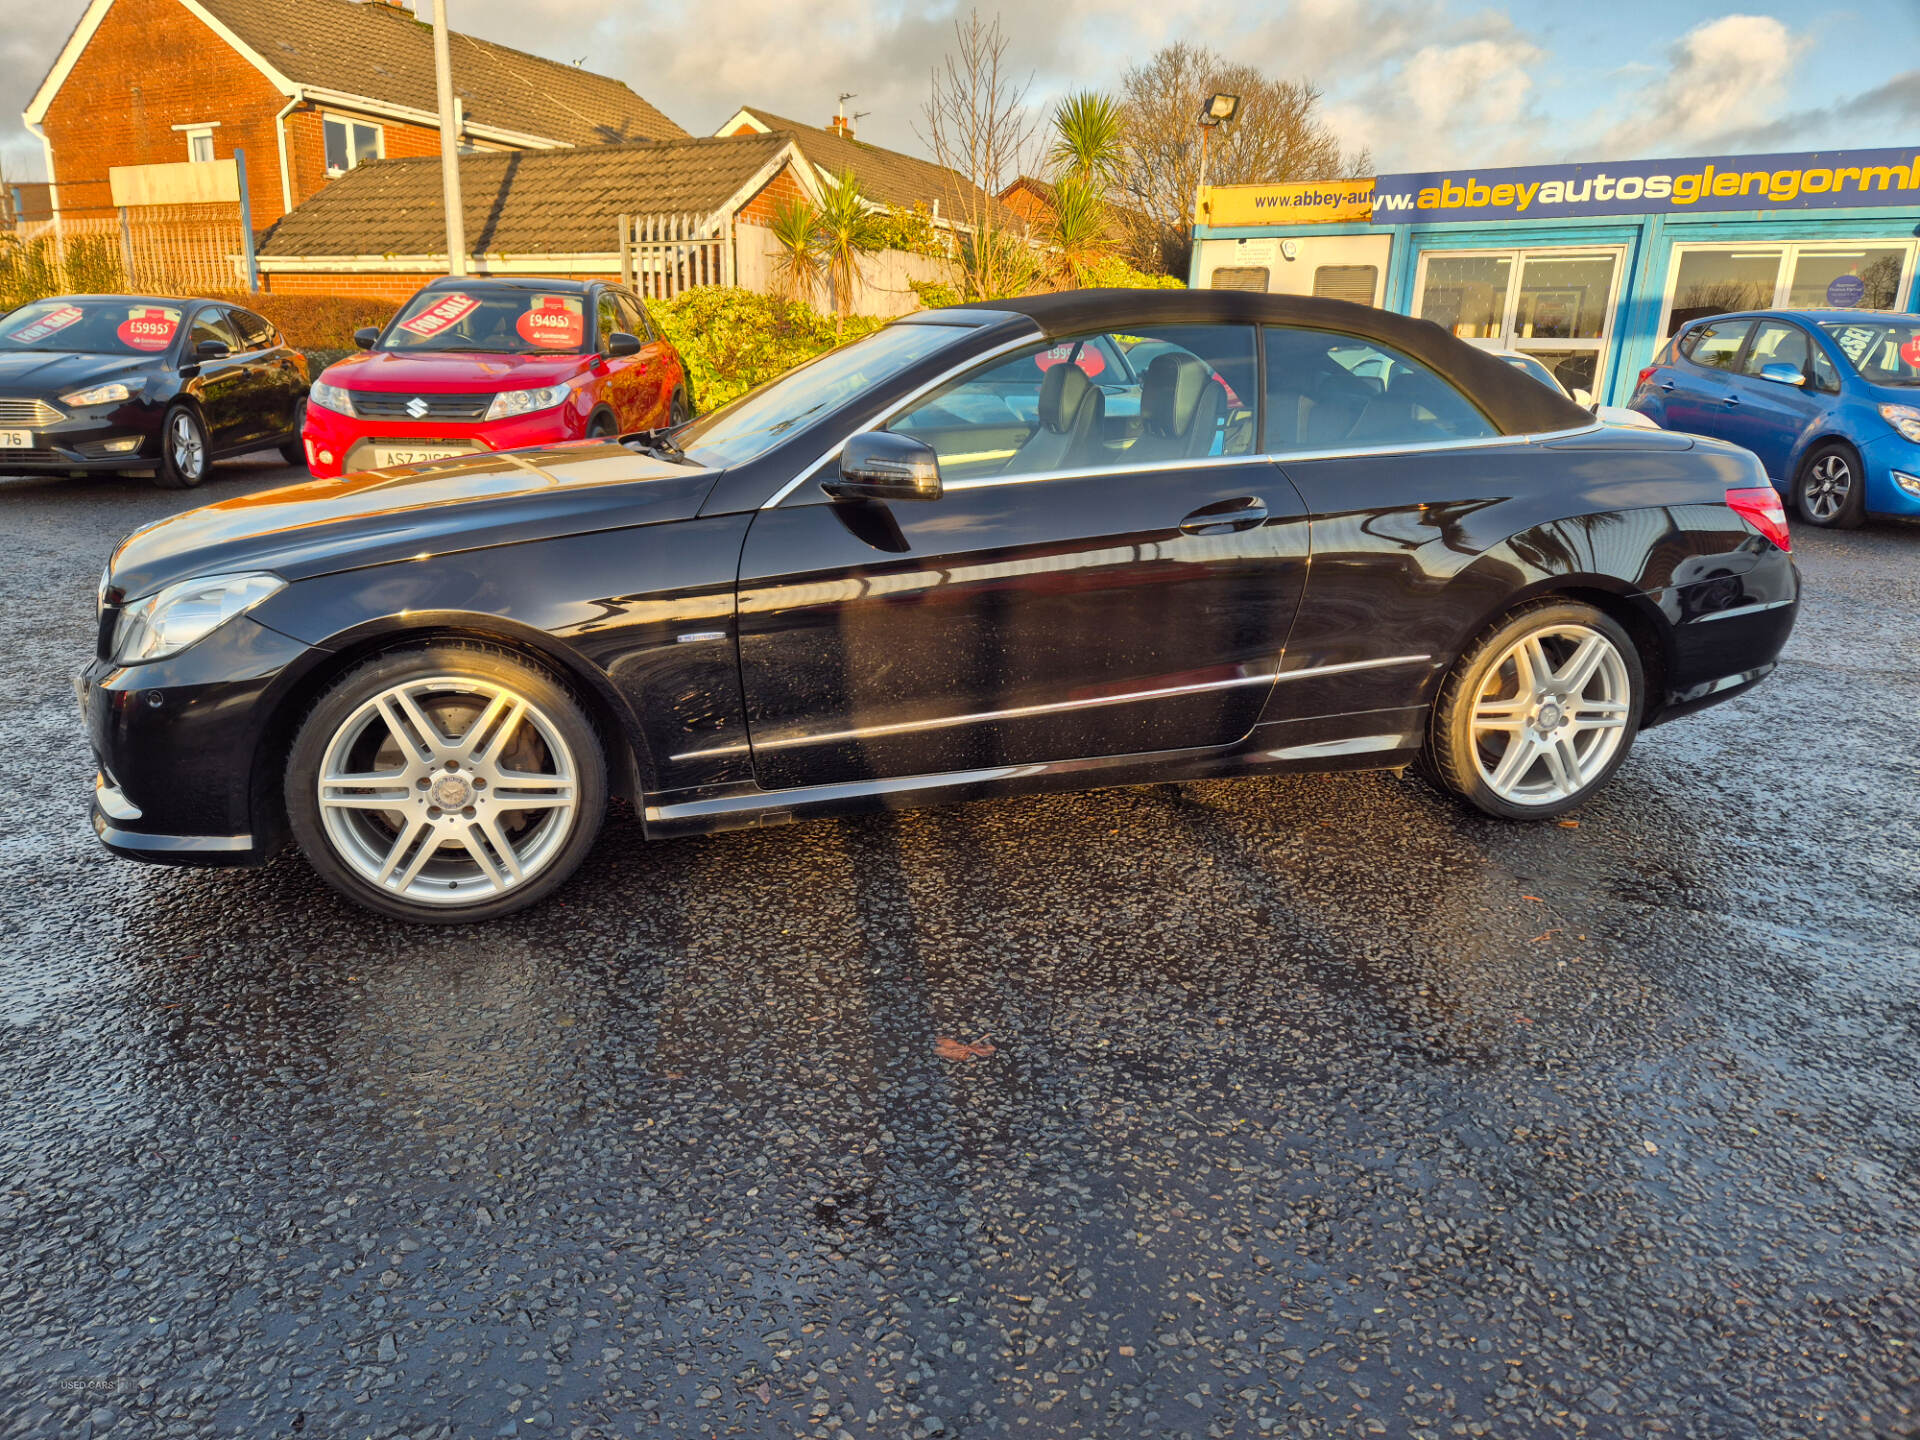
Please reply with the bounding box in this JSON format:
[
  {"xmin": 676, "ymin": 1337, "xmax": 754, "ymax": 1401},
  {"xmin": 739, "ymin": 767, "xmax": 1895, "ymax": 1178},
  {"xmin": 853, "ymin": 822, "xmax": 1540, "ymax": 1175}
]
[
  {"xmin": 152, "ymin": 405, "xmax": 210, "ymax": 489},
  {"xmin": 278, "ymin": 398, "xmax": 308, "ymax": 469},
  {"xmin": 1428, "ymin": 600, "xmax": 1643, "ymax": 820},
  {"xmin": 1795, "ymin": 442, "xmax": 1865, "ymax": 528},
  {"xmin": 285, "ymin": 645, "xmax": 607, "ymax": 923},
  {"xmin": 587, "ymin": 409, "xmax": 617, "ymax": 439},
  {"xmin": 668, "ymin": 390, "xmax": 689, "ymax": 428}
]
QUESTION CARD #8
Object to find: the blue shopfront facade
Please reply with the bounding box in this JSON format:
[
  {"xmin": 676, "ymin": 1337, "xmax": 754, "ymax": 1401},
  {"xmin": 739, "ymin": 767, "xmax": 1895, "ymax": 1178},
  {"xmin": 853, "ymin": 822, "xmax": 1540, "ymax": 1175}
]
[{"xmin": 1191, "ymin": 149, "xmax": 1920, "ymax": 407}]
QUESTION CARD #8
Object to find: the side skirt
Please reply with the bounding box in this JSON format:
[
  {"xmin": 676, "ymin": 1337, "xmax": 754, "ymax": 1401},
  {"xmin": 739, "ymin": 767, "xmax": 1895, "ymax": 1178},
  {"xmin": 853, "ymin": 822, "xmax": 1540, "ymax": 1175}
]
[{"xmin": 642, "ymin": 708, "xmax": 1429, "ymax": 839}]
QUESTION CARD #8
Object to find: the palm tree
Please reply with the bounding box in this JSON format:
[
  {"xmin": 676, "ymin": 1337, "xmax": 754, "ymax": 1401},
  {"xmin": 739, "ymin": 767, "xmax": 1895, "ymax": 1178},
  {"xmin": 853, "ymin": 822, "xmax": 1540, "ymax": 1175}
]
[
  {"xmin": 767, "ymin": 197, "xmax": 822, "ymax": 306},
  {"xmin": 814, "ymin": 169, "xmax": 884, "ymax": 328},
  {"xmin": 1044, "ymin": 173, "xmax": 1110, "ymax": 288},
  {"xmin": 1048, "ymin": 90, "xmax": 1125, "ymax": 184}
]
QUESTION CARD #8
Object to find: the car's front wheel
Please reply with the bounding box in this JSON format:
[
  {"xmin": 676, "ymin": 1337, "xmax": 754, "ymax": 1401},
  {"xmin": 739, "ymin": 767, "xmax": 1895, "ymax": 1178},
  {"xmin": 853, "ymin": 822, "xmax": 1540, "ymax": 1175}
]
[
  {"xmin": 153, "ymin": 404, "xmax": 210, "ymax": 489},
  {"xmin": 278, "ymin": 398, "xmax": 308, "ymax": 470},
  {"xmin": 1428, "ymin": 600, "xmax": 1643, "ymax": 820},
  {"xmin": 1795, "ymin": 441, "xmax": 1865, "ymax": 528},
  {"xmin": 285, "ymin": 644, "xmax": 608, "ymax": 923}
]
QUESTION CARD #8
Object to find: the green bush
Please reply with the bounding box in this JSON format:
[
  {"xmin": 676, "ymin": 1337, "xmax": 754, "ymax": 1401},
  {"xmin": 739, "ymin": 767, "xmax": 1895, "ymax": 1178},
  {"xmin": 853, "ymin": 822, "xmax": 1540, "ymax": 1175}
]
[
  {"xmin": 0, "ymin": 233, "xmax": 125, "ymax": 314},
  {"xmin": 1070, "ymin": 255, "xmax": 1185, "ymax": 290},
  {"xmin": 653, "ymin": 287, "xmax": 885, "ymax": 413},
  {"xmin": 207, "ymin": 291, "xmax": 397, "ymax": 351}
]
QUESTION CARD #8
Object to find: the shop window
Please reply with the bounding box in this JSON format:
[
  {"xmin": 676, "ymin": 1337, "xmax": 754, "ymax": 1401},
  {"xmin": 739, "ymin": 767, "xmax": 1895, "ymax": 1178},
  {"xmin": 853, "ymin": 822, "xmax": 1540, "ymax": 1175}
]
[
  {"xmin": 1418, "ymin": 255, "xmax": 1511, "ymax": 340},
  {"xmin": 1666, "ymin": 250, "xmax": 1780, "ymax": 336},
  {"xmin": 1312, "ymin": 265, "xmax": 1377, "ymax": 306},
  {"xmin": 1785, "ymin": 248, "xmax": 1906, "ymax": 310},
  {"xmin": 324, "ymin": 117, "xmax": 383, "ymax": 177},
  {"xmin": 1210, "ymin": 267, "xmax": 1269, "ymax": 293},
  {"xmin": 1513, "ymin": 256, "xmax": 1612, "ymax": 340}
]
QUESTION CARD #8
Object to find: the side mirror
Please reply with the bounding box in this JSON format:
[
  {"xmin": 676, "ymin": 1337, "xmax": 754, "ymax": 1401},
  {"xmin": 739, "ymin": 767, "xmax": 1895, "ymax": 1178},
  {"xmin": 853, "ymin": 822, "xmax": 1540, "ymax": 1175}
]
[
  {"xmin": 824, "ymin": 431, "xmax": 943, "ymax": 503},
  {"xmin": 353, "ymin": 327, "xmax": 381, "ymax": 350},
  {"xmin": 605, "ymin": 331, "xmax": 641, "ymax": 358},
  {"xmin": 1758, "ymin": 361, "xmax": 1805, "ymax": 387},
  {"xmin": 1572, "ymin": 386, "xmax": 1594, "ymax": 408},
  {"xmin": 196, "ymin": 338, "xmax": 230, "ymax": 360}
]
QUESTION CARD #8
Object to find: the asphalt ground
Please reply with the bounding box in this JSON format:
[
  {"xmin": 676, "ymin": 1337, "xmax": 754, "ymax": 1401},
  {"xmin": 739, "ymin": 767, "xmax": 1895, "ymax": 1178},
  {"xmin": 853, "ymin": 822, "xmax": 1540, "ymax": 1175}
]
[{"xmin": 0, "ymin": 455, "xmax": 1916, "ymax": 1440}]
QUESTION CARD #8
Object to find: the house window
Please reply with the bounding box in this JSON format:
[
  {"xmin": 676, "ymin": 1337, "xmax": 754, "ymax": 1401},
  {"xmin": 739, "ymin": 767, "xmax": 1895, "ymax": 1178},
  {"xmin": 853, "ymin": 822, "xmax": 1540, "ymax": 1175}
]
[
  {"xmin": 323, "ymin": 117, "xmax": 383, "ymax": 177},
  {"xmin": 180, "ymin": 125, "xmax": 218, "ymax": 163}
]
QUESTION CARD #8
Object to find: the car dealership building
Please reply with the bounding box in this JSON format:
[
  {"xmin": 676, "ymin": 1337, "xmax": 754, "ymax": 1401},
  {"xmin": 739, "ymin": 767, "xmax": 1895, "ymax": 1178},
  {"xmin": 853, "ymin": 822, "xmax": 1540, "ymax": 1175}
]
[{"xmin": 1191, "ymin": 148, "xmax": 1920, "ymax": 406}]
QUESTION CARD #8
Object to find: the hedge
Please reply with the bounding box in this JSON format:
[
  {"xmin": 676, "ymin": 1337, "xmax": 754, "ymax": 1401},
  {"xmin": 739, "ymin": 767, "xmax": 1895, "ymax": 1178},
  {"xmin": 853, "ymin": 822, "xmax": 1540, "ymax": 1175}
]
[{"xmin": 651, "ymin": 288, "xmax": 885, "ymax": 413}]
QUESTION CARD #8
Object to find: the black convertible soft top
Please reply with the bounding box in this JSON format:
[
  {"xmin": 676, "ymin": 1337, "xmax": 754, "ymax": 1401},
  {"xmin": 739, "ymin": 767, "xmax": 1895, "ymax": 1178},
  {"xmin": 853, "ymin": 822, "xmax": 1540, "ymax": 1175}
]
[{"xmin": 909, "ymin": 288, "xmax": 1595, "ymax": 438}]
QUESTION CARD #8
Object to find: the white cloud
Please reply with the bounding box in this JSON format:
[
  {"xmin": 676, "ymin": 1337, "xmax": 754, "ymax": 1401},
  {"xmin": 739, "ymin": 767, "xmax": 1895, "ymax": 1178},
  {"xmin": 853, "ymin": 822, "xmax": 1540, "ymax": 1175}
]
[{"xmin": 1599, "ymin": 14, "xmax": 1808, "ymax": 156}]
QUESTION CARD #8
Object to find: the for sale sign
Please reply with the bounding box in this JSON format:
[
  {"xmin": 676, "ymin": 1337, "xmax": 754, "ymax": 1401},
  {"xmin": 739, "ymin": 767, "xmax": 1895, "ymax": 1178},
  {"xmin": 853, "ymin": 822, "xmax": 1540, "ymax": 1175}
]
[
  {"xmin": 1034, "ymin": 342, "xmax": 1105, "ymax": 378},
  {"xmin": 117, "ymin": 306, "xmax": 180, "ymax": 351},
  {"xmin": 399, "ymin": 292, "xmax": 479, "ymax": 338},
  {"xmin": 516, "ymin": 295, "xmax": 584, "ymax": 350},
  {"xmin": 6, "ymin": 303, "xmax": 84, "ymax": 345}
]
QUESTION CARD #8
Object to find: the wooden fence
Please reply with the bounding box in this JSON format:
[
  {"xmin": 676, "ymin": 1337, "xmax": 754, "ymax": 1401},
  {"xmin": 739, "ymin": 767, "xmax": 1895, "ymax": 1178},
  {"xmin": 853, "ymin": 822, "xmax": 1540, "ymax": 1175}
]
[{"xmin": 619, "ymin": 212, "xmax": 733, "ymax": 301}]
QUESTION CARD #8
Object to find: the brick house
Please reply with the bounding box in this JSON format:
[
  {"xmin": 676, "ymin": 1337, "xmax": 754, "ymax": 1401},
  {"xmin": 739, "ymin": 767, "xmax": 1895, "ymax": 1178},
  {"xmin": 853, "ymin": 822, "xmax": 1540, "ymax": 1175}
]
[
  {"xmin": 253, "ymin": 134, "xmax": 824, "ymax": 303},
  {"xmin": 22, "ymin": 0, "xmax": 685, "ymax": 230}
]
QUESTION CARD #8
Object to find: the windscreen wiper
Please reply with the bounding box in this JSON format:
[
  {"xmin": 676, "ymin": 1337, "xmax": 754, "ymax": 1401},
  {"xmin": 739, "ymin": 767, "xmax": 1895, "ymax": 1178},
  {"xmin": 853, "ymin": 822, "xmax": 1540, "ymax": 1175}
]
[{"xmin": 625, "ymin": 427, "xmax": 700, "ymax": 466}]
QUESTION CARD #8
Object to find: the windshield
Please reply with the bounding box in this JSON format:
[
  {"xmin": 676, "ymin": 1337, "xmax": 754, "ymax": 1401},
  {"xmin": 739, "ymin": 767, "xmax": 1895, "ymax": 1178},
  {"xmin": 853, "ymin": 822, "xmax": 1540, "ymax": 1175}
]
[
  {"xmin": 1820, "ymin": 320, "xmax": 1920, "ymax": 386},
  {"xmin": 0, "ymin": 298, "xmax": 183, "ymax": 355},
  {"xmin": 675, "ymin": 323, "xmax": 961, "ymax": 467},
  {"xmin": 382, "ymin": 288, "xmax": 592, "ymax": 355}
]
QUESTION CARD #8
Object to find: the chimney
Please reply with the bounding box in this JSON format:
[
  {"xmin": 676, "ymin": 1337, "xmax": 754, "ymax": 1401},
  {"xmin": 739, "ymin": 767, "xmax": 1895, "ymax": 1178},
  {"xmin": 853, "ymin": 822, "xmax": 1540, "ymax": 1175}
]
[{"xmin": 828, "ymin": 114, "xmax": 854, "ymax": 139}]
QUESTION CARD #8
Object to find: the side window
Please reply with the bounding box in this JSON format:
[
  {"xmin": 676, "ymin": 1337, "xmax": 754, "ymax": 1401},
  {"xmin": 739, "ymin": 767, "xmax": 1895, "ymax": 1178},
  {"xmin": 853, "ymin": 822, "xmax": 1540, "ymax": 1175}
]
[
  {"xmin": 188, "ymin": 308, "xmax": 237, "ymax": 353},
  {"xmin": 225, "ymin": 307, "xmax": 275, "ymax": 351},
  {"xmin": 614, "ymin": 292, "xmax": 651, "ymax": 340},
  {"xmin": 1740, "ymin": 321, "xmax": 1810, "ymax": 378},
  {"xmin": 1807, "ymin": 341, "xmax": 1840, "ymax": 393},
  {"xmin": 1263, "ymin": 326, "xmax": 1496, "ymax": 452},
  {"xmin": 1681, "ymin": 320, "xmax": 1752, "ymax": 371},
  {"xmin": 595, "ymin": 294, "xmax": 620, "ymax": 352},
  {"xmin": 886, "ymin": 325, "xmax": 1258, "ymax": 483}
]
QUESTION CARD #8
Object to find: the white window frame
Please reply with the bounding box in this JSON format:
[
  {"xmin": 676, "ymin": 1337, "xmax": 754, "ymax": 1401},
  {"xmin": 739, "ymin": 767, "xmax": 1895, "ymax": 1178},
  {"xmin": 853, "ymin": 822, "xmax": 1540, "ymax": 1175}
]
[
  {"xmin": 1413, "ymin": 245, "xmax": 1627, "ymax": 401},
  {"xmin": 1655, "ymin": 238, "xmax": 1920, "ymax": 340},
  {"xmin": 173, "ymin": 122, "xmax": 218, "ymax": 163},
  {"xmin": 322, "ymin": 114, "xmax": 385, "ymax": 178}
]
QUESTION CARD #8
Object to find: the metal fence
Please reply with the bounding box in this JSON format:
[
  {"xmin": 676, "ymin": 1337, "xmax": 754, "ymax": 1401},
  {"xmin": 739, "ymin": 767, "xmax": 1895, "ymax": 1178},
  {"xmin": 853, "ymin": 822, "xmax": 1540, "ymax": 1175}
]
[
  {"xmin": 619, "ymin": 212, "xmax": 733, "ymax": 301},
  {"xmin": 4, "ymin": 204, "xmax": 248, "ymax": 305}
]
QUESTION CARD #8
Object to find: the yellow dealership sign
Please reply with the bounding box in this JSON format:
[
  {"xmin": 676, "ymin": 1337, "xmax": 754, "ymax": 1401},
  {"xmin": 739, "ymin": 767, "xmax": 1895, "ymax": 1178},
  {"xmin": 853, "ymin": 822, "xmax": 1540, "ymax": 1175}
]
[{"xmin": 1201, "ymin": 178, "xmax": 1374, "ymax": 227}]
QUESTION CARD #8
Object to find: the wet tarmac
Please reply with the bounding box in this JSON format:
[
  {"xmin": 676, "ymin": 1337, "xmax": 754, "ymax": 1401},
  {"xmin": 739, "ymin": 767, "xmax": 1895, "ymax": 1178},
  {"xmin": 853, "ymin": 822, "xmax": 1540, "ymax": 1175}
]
[{"xmin": 1, "ymin": 458, "xmax": 1916, "ymax": 1439}]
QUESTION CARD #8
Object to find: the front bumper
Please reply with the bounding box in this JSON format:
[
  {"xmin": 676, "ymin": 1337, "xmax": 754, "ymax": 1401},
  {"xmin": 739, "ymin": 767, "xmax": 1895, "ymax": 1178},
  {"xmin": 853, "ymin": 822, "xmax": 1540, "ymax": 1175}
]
[
  {"xmin": 0, "ymin": 398, "xmax": 165, "ymax": 471},
  {"xmin": 79, "ymin": 614, "xmax": 319, "ymax": 867},
  {"xmin": 1858, "ymin": 431, "xmax": 1920, "ymax": 517},
  {"xmin": 301, "ymin": 395, "xmax": 596, "ymax": 479}
]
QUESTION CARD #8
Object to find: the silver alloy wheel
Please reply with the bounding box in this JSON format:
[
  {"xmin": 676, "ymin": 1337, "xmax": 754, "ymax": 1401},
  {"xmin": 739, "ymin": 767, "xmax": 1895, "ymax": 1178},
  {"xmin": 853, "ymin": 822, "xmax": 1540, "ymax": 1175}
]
[
  {"xmin": 1469, "ymin": 624, "xmax": 1632, "ymax": 806},
  {"xmin": 1803, "ymin": 452, "xmax": 1852, "ymax": 522},
  {"xmin": 170, "ymin": 411, "xmax": 205, "ymax": 480},
  {"xmin": 316, "ymin": 676, "xmax": 579, "ymax": 906}
]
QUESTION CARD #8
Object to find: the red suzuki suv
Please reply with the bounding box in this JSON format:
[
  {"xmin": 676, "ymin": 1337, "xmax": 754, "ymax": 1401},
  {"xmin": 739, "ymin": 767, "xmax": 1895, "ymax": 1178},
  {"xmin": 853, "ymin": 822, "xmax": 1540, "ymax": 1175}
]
[{"xmin": 301, "ymin": 277, "xmax": 690, "ymax": 477}]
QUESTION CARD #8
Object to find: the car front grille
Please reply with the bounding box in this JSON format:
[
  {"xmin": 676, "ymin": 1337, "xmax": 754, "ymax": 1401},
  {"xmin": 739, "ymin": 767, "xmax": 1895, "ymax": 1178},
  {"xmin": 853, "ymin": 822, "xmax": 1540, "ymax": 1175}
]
[
  {"xmin": 347, "ymin": 391, "xmax": 493, "ymax": 421},
  {"xmin": 0, "ymin": 397, "xmax": 64, "ymax": 426}
]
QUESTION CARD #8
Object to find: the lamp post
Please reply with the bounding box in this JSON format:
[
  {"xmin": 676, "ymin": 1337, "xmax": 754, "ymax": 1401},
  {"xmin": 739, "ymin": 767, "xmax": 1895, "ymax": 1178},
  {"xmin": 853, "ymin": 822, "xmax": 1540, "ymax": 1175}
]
[
  {"xmin": 1193, "ymin": 91, "xmax": 1241, "ymax": 227},
  {"xmin": 431, "ymin": 0, "xmax": 466, "ymax": 276}
]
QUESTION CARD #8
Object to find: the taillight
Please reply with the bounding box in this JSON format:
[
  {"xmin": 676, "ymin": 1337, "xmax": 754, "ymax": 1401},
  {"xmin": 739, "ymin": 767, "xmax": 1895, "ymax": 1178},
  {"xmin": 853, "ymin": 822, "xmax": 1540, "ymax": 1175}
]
[
  {"xmin": 1637, "ymin": 366, "xmax": 1657, "ymax": 388},
  {"xmin": 1726, "ymin": 485, "xmax": 1791, "ymax": 553}
]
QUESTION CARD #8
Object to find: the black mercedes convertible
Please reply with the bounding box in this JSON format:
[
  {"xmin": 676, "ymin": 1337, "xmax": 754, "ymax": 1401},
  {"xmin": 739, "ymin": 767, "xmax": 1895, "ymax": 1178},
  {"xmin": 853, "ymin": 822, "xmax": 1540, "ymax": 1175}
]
[{"xmin": 81, "ymin": 290, "xmax": 1799, "ymax": 923}]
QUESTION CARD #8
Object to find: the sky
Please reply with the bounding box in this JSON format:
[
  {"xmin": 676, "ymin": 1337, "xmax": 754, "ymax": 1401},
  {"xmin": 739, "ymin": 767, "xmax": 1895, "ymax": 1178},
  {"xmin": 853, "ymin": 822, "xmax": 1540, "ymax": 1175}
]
[{"xmin": 5, "ymin": 0, "xmax": 1920, "ymax": 187}]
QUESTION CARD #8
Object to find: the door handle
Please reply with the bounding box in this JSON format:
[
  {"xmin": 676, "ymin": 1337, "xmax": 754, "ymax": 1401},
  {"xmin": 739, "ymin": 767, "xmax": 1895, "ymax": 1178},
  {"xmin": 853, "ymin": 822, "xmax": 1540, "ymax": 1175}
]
[
  {"xmin": 1658, "ymin": 380, "xmax": 1675, "ymax": 391},
  {"xmin": 1722, "ymin": 394, "xmax": 1741, "ymax": 406},
  {"xmin": 1179, "ymin": 496, "xmax": 1268, "ymax": 535}
]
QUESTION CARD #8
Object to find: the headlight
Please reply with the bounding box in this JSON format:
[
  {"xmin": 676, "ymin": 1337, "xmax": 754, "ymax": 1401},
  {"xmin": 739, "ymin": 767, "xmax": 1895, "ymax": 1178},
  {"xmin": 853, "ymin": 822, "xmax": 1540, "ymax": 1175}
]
[
  {"xmin": 309, "ymin": 380, "xmax": 353, "ymax": 417},
  {"xmin": 60, "ymin": 381, "xmax": 132, "ymax": 407},
  {"xmin": 112, "ymin": 572, "xmax": 284, "ymax": 664},
  {"xmin": 1880, "ymin": 404, "xmax": 1920, "ymax": 443},
  {"xmin": 484, "ymin": 384, "xmax": 571, "ymax": 421}
]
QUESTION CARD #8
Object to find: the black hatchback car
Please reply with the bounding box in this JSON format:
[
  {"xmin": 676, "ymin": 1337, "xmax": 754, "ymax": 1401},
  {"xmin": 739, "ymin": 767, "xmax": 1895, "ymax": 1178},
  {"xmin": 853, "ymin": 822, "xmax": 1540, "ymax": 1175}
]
[
  {"xmin": 82, "ymin": 290, "xmax": 1799, "ymax": 923},
  {"xmin": 0, "ymin": 294, "xmax": 308, "ymax": 487}
]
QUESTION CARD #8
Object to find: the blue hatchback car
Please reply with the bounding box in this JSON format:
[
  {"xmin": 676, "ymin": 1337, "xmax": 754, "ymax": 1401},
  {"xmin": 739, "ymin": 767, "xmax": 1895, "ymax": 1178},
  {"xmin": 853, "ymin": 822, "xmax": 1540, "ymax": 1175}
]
[{"xmin": 1629, "ymin": 310, "xmax": 1920, "ymax": 527}]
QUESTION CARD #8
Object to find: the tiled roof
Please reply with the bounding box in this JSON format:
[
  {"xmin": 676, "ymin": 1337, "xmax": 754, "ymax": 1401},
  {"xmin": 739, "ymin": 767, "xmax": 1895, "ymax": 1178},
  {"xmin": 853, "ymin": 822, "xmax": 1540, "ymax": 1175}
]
[
  {"xmin": 199, "ymin": 0, "xmax": 686, "ymax": 146},
  {"xmin": 732, "ymin": 107, "xmax": 1009, "ymax": 223},
  {"xmin": 258, "ymin": 135, "xmax": 790, "ymax": 256}
]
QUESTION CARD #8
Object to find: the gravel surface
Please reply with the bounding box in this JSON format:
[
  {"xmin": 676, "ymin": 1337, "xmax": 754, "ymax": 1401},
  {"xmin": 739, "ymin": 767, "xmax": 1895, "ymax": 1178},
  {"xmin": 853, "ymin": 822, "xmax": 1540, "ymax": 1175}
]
[{"xmin": 1, "ymin": 459, "xmax": 1916, "ymax": 1440}]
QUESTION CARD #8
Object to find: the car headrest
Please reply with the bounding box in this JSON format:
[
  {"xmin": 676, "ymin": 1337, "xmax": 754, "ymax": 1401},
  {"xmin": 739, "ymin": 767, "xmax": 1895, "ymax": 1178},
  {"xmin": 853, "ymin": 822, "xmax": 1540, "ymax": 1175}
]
[
  {"xmin": 1037, "ymin": 362, "xmax": 1094, "ymax": 434},
  {"xmin": 1143, "ymin": 352, "xmax": 1211, "ymax": 436}
]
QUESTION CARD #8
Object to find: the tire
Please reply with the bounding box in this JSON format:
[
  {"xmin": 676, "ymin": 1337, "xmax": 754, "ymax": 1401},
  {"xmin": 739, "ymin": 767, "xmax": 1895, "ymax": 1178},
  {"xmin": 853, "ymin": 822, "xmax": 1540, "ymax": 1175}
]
[
  {"xmin": 587, "ymin": 409, "xmax": 617, "ymax": 439},
  {"xmin": 277, "ymin": 398, "xmax": 308, "ymax": 469},
  {"xmin": 668, "ymin": 390, "xmax": 689, "ymax": 428},
  {"xmin": 285, "ymin": 644, "xmax": 608, "ymax": 924},
  {"xmin": 1427, "ymin": 600, "xmax": 1644, "ymax": 821},
  {"xmin": 153, "ymin": 404, "xmax": 211, "ymax": 489},
  {"xmin": 1794, "ymin": 441, "xmax": 1865, "ymax": 529}
]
